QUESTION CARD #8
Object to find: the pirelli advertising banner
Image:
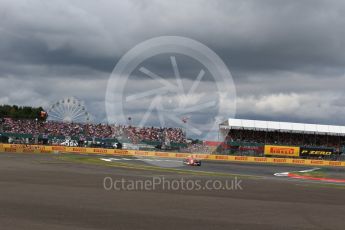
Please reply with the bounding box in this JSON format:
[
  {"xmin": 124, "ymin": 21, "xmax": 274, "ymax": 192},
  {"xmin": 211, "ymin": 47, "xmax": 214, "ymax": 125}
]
[
  {"xmin": 300, "ymin": 147, "xmax": 334, "ymax": 156},
  {"xmin": 264, "ymin": 145, "xmax": 300, "ymax": 157}
]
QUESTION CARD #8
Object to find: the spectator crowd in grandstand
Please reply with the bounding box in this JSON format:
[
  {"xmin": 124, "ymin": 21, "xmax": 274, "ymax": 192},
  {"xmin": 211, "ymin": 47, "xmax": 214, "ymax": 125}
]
[
  {"xmin": 2, "ymin": 118, "xmax": 345, "ymax": 158},
  {"xmin": 1, "ymin": 118, "xmax": 186, "ymax": 144},
  {"xmin": 226, "ymin": 128, "xmax": 345, "ymax": 150}
]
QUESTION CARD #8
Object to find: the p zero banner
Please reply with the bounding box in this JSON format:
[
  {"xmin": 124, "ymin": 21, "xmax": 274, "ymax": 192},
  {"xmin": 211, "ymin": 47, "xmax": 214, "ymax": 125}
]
[
  {"xmin": 300, "ymin": 147, "xmax": 334, "ymax": 156},
  {"xmin": 264, "ymin": 145, "xmax": 300, "ymax": 157}
]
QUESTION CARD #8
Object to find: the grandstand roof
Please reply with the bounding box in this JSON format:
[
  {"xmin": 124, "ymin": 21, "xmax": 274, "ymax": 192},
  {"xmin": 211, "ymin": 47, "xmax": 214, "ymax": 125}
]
[{"xmin": 220, "ymin": 118, "xmax": 345, "ymax": 135}]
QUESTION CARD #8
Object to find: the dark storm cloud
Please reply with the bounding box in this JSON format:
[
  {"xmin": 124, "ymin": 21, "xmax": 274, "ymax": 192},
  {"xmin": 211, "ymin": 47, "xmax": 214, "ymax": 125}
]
[
  {"xmin": 1, "ymin": 0, "xmax": 345, "ymax": 128},
  {"xmin": 0, "ymin": 31, "xmax": 116, "ymax": 73},
  {"xmin": 2, "ymin": 0, "xmax": 345, "ymax": 73}
]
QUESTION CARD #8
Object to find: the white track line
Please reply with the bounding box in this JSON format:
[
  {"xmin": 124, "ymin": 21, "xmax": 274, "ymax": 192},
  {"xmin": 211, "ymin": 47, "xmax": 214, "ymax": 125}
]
[
  {"xmin": 274, "ymin": 168, "xmax": 320, "ymax": 177},
  {"xmin": 100, "ymin": 157, "xmax": 181, "ymax": 163}
]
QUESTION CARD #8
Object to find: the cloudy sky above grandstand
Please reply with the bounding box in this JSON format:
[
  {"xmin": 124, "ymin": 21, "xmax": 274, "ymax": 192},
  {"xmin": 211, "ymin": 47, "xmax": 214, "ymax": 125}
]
[{"xmin": 1, "ymin": 0, "xmax": 345, "ymax": 135}]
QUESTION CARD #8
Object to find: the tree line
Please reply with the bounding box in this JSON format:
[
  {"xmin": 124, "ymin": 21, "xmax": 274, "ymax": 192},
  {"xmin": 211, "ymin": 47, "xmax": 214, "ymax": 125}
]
[{"xmin": 0, "ymin": 105, "xmax": 46, "ymax": 120}]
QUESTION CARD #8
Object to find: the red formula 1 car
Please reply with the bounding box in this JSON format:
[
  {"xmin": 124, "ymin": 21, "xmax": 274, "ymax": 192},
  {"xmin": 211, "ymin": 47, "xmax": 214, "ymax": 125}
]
[{"xmin": 183, "ymin": 157, "xmax": 201, "ymax": 166}]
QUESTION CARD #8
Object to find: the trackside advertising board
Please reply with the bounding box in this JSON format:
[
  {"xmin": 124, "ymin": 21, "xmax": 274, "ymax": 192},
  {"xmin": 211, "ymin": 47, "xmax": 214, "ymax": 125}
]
[
  {"xmin": 300, "ymin": 147, "xmax": 334, "ymax": 157},
  {"xmin": 1, "ymin": 143, "xmax": 345, "ymax": 167},
  {"xmin": 264, "ymin": 145, "xmax": 300, "ymax": 157}
]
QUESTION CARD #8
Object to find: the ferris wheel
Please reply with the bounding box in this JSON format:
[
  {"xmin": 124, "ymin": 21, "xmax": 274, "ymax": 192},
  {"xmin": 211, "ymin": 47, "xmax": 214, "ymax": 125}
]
[{"xmin": 46, "ymin": 97, "xmax": 93, "ymax": 123}]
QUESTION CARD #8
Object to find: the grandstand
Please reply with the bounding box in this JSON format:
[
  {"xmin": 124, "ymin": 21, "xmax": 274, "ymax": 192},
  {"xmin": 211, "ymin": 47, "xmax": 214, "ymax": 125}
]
[
  {"xmin": 219, "ymin": 118, "xmax": 345, "ymax": 158},
  {"xmin": 2, "ymin": 104, "xmax": 345, "ymax": 159},
  {"xmin": 0, "ymin": 118, "xmax": 187, "ymax": 149}
]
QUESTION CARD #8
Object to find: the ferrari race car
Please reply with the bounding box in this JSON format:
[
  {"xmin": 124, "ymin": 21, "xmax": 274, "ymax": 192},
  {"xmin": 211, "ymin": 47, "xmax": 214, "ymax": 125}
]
[{"xmin": 183, "ymin": 157, "xmax": 201, "ymax": 166}]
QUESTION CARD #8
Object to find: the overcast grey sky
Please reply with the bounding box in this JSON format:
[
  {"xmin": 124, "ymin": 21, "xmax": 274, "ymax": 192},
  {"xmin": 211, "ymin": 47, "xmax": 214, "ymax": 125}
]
[{"xmin": 1, "ymin": 0, "xmax": 345, "ymax": 130}]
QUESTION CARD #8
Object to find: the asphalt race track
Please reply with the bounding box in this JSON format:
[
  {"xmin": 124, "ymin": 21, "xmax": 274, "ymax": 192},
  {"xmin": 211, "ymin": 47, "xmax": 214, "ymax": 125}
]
[
  {"xmin": 1, "ymin": 152, "xmax": 345, "ymax": 230},
  {"xmin": 100, "ymin": 155, "xmax": 345, "ymax": 179}
]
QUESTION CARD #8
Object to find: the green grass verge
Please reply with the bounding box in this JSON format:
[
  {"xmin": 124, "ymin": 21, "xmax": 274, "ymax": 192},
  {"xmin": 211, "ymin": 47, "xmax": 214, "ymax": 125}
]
[
  {"xmin": 54, "ymin": 153, "xmax": 260, "ymax": 179},
  {"xmin": 292, "ymin": 168, "xmax": 329, "ymax": 178}
]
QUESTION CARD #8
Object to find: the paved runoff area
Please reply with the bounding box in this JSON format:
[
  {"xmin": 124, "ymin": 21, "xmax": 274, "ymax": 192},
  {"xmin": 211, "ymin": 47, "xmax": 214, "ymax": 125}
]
[{"xmin": 0, "ymin": 152, "xmax": 345, "ymax": 230}]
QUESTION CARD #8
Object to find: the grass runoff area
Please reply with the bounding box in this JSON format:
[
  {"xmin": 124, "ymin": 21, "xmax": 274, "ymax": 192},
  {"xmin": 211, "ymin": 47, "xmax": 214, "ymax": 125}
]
[
  {"xmin": 292, "ymin": 168, "xmax": 345, "ymax": 179},
  {"xmin": 53, "ymin": 153, "xmax": 345, "ymax": 188},
  {"xmin": 53, "ymin": 153, "xmax": 259, "ymax": 179}
]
